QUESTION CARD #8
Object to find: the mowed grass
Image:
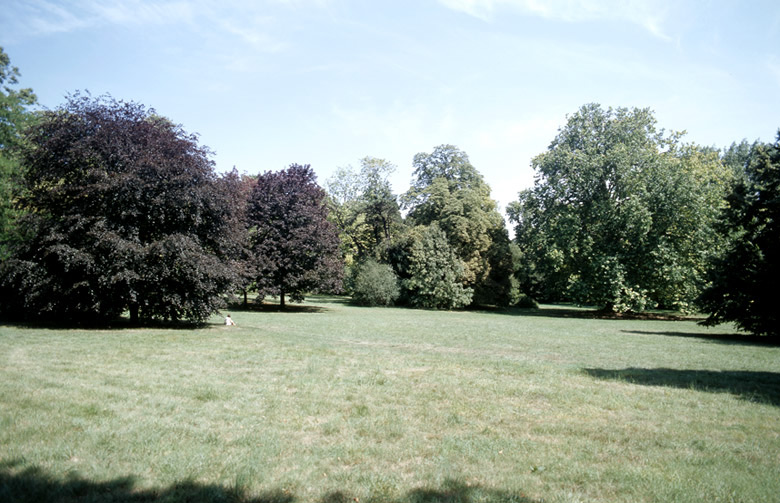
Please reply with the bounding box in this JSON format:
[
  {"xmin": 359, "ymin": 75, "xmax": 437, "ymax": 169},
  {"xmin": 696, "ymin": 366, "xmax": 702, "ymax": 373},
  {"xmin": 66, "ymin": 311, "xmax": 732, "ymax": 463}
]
[{"xmin": 1, "ymin": 297, "xmax": 779, "ymax": 503}]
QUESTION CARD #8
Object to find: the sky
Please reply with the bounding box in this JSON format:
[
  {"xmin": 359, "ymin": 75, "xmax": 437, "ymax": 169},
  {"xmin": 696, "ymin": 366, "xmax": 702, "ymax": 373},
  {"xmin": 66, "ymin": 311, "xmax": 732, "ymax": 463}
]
[{"xmin": 2, "ymin": 0, "xmax": 779, "ymax": 217}]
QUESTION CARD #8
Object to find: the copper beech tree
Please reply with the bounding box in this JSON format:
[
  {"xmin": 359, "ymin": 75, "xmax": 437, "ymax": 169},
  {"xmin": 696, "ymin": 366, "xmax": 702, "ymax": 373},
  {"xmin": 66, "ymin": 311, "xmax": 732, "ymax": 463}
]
[
  {"xmin": 0, "ymin": 94, "xmax": 242, "ymax": 324},
  {"xmin": 247, "ymin": 164, "xmax": 343, "ymax": 308}
]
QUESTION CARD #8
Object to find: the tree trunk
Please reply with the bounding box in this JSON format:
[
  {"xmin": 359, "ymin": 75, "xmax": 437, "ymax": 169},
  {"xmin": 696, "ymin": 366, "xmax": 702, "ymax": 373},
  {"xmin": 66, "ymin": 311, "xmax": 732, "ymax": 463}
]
[
  {"xmin": 129, "ymin": 302, "xmax": 139, "ymax": 325},
  {"xmin": 279, "ymin": 291, "xmax": 286, "ymax": 309}
]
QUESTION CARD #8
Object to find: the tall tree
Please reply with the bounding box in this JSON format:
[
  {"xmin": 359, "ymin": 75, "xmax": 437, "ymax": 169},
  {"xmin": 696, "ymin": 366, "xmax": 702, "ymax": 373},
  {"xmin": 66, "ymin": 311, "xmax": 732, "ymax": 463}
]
[
  {"xmin": 0, "ymin": 94, "xmax": 240, "ymax": 324},
  {"xmin": 0, "ymin": 47, "xmax": 37, "ymax": 259},
  {"xmin": 248, "ymin": 164, "xmax": 343, "ymax": 307},
  {"xmin": 384, "ymin": 224, "xmax": 473, "ymax": 309},
  {"xmin": 326, "ymin": 157, "xmax": 402, "ymax": 264},
  {"xmin": 221, "ymin": 169, "xmax": 257, "ymax": 308},
  {"xmin": 509, "ymin": 104, "xmax": 731, "ymax": 312},
  {"xmin": 403, "ymin": 145, "xmax": 515, "ymax": 306},
  {"xmin": 360, "ymin": 157, "xmax": 403, "ymax": 249},
  {"xmin": 699, "ymin": 135, "xmax": 780, "ymax": 336}
]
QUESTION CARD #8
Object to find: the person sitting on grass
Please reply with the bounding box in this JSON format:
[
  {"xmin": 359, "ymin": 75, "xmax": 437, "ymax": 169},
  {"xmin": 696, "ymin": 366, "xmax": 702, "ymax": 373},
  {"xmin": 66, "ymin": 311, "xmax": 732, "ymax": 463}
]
[{"xmin": 225, "ymin": 314, "xmax": 236, "ymax": 326}]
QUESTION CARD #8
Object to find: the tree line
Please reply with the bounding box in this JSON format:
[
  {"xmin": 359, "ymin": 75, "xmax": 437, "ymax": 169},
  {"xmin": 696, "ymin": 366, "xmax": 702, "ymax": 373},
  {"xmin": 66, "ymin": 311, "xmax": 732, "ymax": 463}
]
[{"xmin": 0, "ymin": 48, "xmax": 777, "ymax": 335}]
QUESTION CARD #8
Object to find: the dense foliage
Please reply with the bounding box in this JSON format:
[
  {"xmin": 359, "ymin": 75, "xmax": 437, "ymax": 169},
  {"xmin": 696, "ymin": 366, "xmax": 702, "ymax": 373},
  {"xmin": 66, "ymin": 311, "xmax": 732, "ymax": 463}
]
[
  {"xmin": 247, "ymin": 164, "xmax": 343, "ymax": 307},
  {"xmin": 326, "ymin": 157, "xmax": 402, "ymax": 264},
  {"xmin": 0, "ymin": 47, "xmax": 37, "ymax": 259},
  {"xmin": 403, "ymin": 145, "xmax": 516, "ymax": 306},
  {"xmin": 699, "ymin": 135, "xmax": 780, "ymax": 336},
  {"xmin": 0, "ymin": 94, "xmax": 240, "ymax": 324},
  {"xmin": 350, "ymin": 258, "xmax": 400, "ymax": 307},
  {"xmin": 385, "ymin": 224, "xmax": 473, "ymax": 309},
  {"xmin": 1, "ymin": 44, "xmax": 772, "ymax": 323},
  {"xmin": 509, "ymin": 104, "xmax": 731, "ymax": 312}
]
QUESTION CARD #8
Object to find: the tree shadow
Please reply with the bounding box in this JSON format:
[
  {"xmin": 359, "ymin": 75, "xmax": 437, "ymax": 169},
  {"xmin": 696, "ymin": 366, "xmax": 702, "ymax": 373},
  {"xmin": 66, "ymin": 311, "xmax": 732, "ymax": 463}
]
[
  {"xmin": 226, "ymin": 295, "xmax": 349, "ymax": 314},
  {"xmin": 320, "ymin": 479, "xmax": 541, "ymax": 502},
  {"xmin": 479, "ymin": 305, "xmax": 697, "ymax": 321},
  {"xmin": 0, "ymin": 317, "xmax": 210, "ymax": 331},
  {"xmin": 0, "ymin": 461, "xmax": 541, "ymax": 503},
  {"xmin": 0, "ymin": 461, "xmax": 294, "ymax": 503},
  {"xmin": 225, "ymin": 302, "xmax": 329, "ymax": 314},
  {"xmin": 583, "ymin": 367, "xmax": 780, "ymax": 406},
  {"xmin": 621, "ymin": 329, "xmax": 780, "ymax": 347}
]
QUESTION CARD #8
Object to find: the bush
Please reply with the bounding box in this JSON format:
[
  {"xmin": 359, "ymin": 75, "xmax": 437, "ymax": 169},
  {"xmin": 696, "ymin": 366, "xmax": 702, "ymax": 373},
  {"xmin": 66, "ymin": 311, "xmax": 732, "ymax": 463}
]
[
  {"xmin": 351, "ymin": 259, "xmax": 400, "ymax": 307},
  {"xmin": 387, "ymin": 224, "xmax": 473, "ymax": 309},
  {"xmin": 515, "ymin": 293, "xmax": 539, "ymax": 309}
]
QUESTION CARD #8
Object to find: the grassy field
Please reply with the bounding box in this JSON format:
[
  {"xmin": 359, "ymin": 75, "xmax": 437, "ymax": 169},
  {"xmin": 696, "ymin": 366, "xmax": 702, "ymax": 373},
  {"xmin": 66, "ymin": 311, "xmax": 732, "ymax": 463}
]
[{"xmin": 1, "ymin": 297, "xmax": 778, "ymax": 503}]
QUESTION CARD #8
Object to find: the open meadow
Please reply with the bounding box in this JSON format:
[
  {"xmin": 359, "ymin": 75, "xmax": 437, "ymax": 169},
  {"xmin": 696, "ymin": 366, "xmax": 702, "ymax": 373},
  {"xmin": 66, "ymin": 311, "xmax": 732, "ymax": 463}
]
[{"xmin": 1, "ymin": 297, "xmax": 779, "ymax": 503}]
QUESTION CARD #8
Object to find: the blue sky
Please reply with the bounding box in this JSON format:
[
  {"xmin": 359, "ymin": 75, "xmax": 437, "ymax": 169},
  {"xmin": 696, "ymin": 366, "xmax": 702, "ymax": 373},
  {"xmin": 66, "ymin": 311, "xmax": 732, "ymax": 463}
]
[{"xmin": 2, "ymin": 0, "xmax": 779, "ymax": 215}]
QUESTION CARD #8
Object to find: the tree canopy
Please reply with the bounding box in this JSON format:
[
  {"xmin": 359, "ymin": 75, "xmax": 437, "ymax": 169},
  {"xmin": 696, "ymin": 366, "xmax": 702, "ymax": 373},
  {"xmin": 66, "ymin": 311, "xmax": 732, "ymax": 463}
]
[
  {"xmin": 403, "ymin": 145, "xmax": 515, "ymax": 306},
  {"xmin": 326, "ymin": 157, "xmax": 402, "ymax": 264},
  {"xmin": 247, "ymin": 164, "xmax": 343, "ymax": 307},
  {"xmin": 384, "ymin": 223, "xmax": 473, "ymax": 309},
  {"xmin": 0, "ymin": 94, "xmax": 240, "ymax": 324},
  {"xmin": 699, "ymin": 135, "xmax": 780, "ymax": 336},
  {"xmin": 0, "ymin": 47, "xmax": 37, "ymax": 259},
  {"xmin": 509, "ymin": 104, "xmax": 731, "ymax": 312}
]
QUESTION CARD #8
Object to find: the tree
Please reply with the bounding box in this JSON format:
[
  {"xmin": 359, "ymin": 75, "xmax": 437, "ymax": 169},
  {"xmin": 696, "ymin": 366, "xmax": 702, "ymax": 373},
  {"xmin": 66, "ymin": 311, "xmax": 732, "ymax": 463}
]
[
  {"xmin": 360, "ymin": 157, "xmax": 403, "ymax": 249},
  {"xmin": 0, "ymin": 47, "xmax": 37, "ymax": 259},
  {"xmin": 247, "ymin": 164, "xmax": 343, "ymax": 307},
  {"xmin": 699, "ymin": 135, "xmax": 780, "ymax": 336},
  {"xmin": 0, "ymin": 94, "xmax": 240, "ymax": 324},
  {"xmin": 403, "ymin": 145, "xmax": 515, "ymax": 306},
  {"xmin": 384, "ymin": 224, "xmax": 473, "ymax": 309},
  {"xmin": 509, "ymin": 104, "xmax": 731, "ymax": 312},
  {"xmin": 326, "ymin": 157, "xmax": 402, "ymax": 264}
]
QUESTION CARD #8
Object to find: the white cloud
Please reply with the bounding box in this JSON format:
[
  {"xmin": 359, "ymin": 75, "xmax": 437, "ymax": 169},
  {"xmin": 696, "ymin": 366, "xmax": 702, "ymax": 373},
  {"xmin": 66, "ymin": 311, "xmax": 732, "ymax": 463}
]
[
  {"xmin": 439, "ymin": 0, "xmax": 673, "ymax": 41},
  {"xmin": 218, "ymin": 17, "xmax": 288, "ymax": 54},
  {"xmin": 0, "ymin": 0, "xmax": 201, "ymax": 41},
  {"xmin": 1, "ymin": 0, "xmax": 91, "ymax": 38},
  {"xmin": 89, "ymin": 0, "xmax": 196, "ymax": 26}
]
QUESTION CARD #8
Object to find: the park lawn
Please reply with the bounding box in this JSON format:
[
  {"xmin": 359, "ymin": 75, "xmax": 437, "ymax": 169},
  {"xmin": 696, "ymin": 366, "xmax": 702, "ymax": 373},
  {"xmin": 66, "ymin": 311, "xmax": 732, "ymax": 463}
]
[{"xmin": 1, "ymin": 297, "xmax": 778, "ymax": 503}]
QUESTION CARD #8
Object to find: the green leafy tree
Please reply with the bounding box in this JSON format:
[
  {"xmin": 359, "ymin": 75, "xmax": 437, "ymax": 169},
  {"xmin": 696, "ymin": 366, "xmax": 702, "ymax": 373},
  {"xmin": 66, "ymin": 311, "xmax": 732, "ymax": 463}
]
[
  {"xmin": 403, "ymin": 145, "xmax": 515, "ymax": 306},
  {"xmin": 248, "ymin": 164, "xmax": 344, "ymax": 308},
  {"xmin": 384, "ymin": 224, "xmax": 473, "ymax": 309},
  {"xmin": 0, "ymin": 94, "xmax": 240, "ymax": 324},
  {"xmin": 509, "ymin": 104, "xmax": 731, "ymax": 312},
  {"xmin": 699, "ymin": 135, "xmax": 780, "ymax": 336},
  {"xmin": 0, "ymin": 47, "xmax": 37, "ymax": 259},
  {"xmin": 326, "ymin": 165, "xmax": 370, "ymax": 263},
  {"xmin": 326, "ymin": 157, "xmax": 402, "ymax": 264}
]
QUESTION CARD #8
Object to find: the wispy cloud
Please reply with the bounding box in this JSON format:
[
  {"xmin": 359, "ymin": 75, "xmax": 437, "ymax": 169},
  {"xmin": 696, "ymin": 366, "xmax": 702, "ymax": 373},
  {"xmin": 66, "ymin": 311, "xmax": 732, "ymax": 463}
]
[
  {"xmin": 1, "ymin": 0, "xmax": 91, "ymax": 39},
  {"xmin": 218, "ymin": 17, "xmax": 288, "ymax": 54},
  {"xmin": 1, "ymin": 0, "xmax": 291, "ymax": 49},
  {"xmin": 0, "ymin": 0, "xmax": 198, "ymax": 40},
  {"xmin": 438, "ymin": 0, "xmax": 673, "ymax": 41},
  {"xmin": 89, "ymin": 0, "xmax": 196, "ymax": 27}
]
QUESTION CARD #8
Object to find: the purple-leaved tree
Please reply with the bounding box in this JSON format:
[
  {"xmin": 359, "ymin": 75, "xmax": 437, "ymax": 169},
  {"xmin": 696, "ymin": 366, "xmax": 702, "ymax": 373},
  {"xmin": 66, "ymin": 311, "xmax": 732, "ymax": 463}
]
[
  {"xmin": 248, "ymin": 164, "xmax": 343, "ymax": 307},
  {"xmin": 0, "ymin": 94, "xmax": 242, "ymax": 324}
]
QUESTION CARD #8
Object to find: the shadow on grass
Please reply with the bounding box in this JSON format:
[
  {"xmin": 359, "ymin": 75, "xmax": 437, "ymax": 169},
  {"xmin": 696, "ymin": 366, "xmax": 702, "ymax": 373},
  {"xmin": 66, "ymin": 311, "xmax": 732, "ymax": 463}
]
[
  {"xmin": 583, "ymin": 367, "xmax": 780, "ymax": 406},
  {"xmin": 621, "ymin": 329, "xmax": 780, "ymax": 347},
  {"xmin": 0, "ymin": 317, "xmax": 208, "ymax": 331},
  {"xmin": 226, "ymin": 295, "xmax": 351, "ymax": 314},
  {"xmin": 0, "ymin": 461, "xmax": 541, "ymax": 503},
  {"xmin": 226, "ymin": 302, "xmax": 329, "ymax": 314},
  {"xmin": 478, "ymin": 305, "xmax": 698, "ymax": 322}
]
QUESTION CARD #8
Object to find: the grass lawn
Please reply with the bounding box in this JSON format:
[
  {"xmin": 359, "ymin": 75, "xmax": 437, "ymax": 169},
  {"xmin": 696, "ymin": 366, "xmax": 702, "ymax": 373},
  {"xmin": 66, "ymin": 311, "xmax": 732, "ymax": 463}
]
[{"xmin": 1, "ymin": 296, "xmax": 778, "ymax": 502}]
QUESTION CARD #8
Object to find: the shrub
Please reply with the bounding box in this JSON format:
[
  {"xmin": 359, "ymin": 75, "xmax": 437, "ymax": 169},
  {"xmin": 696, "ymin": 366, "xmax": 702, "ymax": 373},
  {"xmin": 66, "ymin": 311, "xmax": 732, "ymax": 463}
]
[
  {"xmin": 515, "ymin": 293, "xmax": 539, "ymax": 309},
  {"xmin": 351, "ymin": 259, "xmax": 400, "ymax": 306}
]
